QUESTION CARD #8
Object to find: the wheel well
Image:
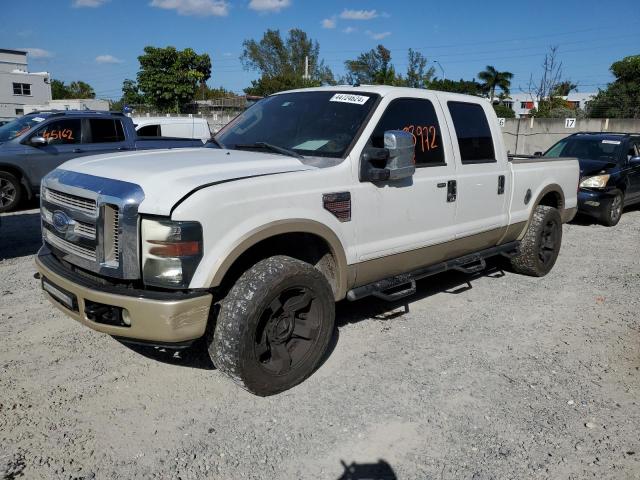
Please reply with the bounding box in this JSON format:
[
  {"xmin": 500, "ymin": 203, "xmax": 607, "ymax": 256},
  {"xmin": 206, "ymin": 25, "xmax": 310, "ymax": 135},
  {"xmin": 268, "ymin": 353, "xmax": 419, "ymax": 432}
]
[
  {"xmin": 218, "ymin": 232, "xmax": 339, "ymax": 299},
  {"xmin": 537, "ymin": 190, "xmax": 563, "ymax": 210}
]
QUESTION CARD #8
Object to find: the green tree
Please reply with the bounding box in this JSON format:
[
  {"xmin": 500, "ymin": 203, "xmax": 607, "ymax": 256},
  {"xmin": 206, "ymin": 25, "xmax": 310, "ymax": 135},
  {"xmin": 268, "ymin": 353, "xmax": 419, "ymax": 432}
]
[
  {"xmin": 552, "ymin": 80, "xmax": 577, "ymax": 97},
  {"xmin": 478, "ymin": 65, "xmax": 513, "ymax": 100},
  {"xmin": 587, "ymin": 54, "xmax": 640, "ymax": 118},
  {"xmin": 136, "ymin": 46, "xmax": 212, "ymax": 112},
  {"xmin": 403, "ymin": 49, "xmax": 436, "ymax": 89},
  {"xmin": 529, "ymin": 97, "xmax": 585, "ymax": 118},
  {"xmin": 344, "ymin": 45, "xmax": 398, "ymax": 85},
  {"xmin": 51, "ymin": 79, "xmax": 95, "ymax": 99},
  {"xmin": 241, "ymin": 29, "xmax": 334, "ymax": 96},
  {"xmin": 493, "ymin": 104, "xmax": 515, "ymax": 118},
  {"xmin": 121, "ymin": 78, "xmax": 145, "ymax": 105},
  {"xmin": 428, "ymin": 78, "xmax": 488, "ymax": 96}
]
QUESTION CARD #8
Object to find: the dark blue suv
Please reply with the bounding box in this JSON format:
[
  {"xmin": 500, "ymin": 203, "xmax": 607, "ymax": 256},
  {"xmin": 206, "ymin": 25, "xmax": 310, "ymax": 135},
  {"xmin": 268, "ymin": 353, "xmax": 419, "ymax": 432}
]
[{"xmin": 543, "ymin": 133, "xmax": 640, "ymax": 226}]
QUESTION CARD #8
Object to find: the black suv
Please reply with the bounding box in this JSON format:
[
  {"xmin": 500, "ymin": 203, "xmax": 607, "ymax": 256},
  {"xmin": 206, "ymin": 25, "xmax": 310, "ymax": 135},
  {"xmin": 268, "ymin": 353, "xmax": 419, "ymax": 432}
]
[{"xmin": 543, "ymin": 133, "xmax": 640, "ymax": 226}]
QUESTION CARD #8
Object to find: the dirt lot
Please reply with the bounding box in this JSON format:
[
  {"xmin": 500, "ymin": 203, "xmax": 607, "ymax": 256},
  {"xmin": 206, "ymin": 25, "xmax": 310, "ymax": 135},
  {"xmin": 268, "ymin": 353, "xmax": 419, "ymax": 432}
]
[{"xmin": 1, "ymin": 205, "xmax": 639, "ymax": 480}]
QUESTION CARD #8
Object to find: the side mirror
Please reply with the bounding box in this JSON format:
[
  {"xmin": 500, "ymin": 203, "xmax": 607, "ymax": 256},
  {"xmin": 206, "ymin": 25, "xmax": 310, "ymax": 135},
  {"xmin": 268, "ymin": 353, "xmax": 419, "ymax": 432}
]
[
  {"xmin": 629, "ymin": 156, "xmax": 640, "ymax": 166},
  {"xmin": 360, "ymin": 130, "xmax": 416, "ymax": 182},
  {"xmin": 30, "ymin": 136, "xmax": 47, "ymax": 147},
  {"xmin": 534, "ymin": 151, "xmax": 543, "ymax": 157}
]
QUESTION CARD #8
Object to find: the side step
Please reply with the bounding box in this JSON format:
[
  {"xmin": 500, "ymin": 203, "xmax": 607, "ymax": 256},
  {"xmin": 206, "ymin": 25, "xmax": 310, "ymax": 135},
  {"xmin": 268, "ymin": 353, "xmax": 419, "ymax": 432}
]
[{"xmin": 346, "ymin": 241, "xmax": 520, "ymax": 302}]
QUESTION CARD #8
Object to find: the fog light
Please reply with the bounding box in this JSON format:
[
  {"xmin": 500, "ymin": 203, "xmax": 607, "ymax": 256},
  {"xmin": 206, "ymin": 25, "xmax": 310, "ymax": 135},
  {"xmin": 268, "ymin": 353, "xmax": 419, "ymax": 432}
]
[{"xmin": 122, "ymin": 309, "xmax": 131, "ymax": 326}]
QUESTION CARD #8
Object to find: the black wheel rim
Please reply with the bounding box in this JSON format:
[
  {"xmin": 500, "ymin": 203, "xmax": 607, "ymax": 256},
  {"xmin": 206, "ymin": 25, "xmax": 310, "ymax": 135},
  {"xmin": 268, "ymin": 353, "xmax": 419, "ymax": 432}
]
[
  {"xmin": 538, "ymin": 218, "xmax": 559, "ymax": 266},
  {"xmin": 0, "ymin": 179, "xmax": 16, "ymax": 207},
  {"xmin": 254, "ymin": 287, "xmax": 320, "ymax": 375},
  {"xmin": 610, "ymin": 195, "xmax": 623, "ymax": 223}
]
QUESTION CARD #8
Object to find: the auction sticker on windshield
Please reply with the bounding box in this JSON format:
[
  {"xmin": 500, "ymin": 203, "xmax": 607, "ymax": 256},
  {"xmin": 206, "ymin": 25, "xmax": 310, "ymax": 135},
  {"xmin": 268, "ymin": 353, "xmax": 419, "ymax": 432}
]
[
  {"xmin": 330, "ymin": 93, "xmax": 370, "ymax": 105},
  {"xmin": 602, "ymin": 140, "xmax": 621, "ymax": 145}
]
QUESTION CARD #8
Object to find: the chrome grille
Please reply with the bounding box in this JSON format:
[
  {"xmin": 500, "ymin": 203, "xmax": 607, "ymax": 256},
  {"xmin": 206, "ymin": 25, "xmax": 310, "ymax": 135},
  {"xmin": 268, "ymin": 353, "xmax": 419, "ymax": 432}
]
[
  {"xmin": 41, "ymin": 170, "xmax": 144, "ymax": 279},
  {"xmin": 45, "ymin": 188, "xmax": 97, "ymax": 216},
  {"xmin": 44, "ymin": 229, "xmax": 97, "ymax": 261}
]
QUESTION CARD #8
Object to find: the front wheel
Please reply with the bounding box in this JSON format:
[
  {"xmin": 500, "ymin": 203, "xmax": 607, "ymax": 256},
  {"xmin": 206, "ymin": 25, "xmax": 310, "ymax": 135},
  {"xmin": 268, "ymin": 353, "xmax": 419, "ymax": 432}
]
[
  {"xmin": 510, "ymin": 205, "xmax": 562, "ymax": 277},
  {"xmin": 0, "ymin": 172, "xmax": 22, "ymax": 213},
  {"xmin": 209, "ymin": 255, "xmax": 335, "ymax": 396},
  {"xmin": 600, "ymin": 191, "xmax": 624, "ymax": 227}
]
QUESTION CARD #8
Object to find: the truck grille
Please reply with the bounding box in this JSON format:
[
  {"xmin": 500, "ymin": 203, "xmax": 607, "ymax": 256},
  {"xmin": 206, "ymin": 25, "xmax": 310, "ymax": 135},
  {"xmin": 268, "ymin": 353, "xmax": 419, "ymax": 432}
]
[
  {"xmin": 45, "ymin": 188, "xmax": 98, "ymax": 216},
  {"xmin": 41, "ymin": 170, "xmax": 144, "ymax": 280},
  {"xmin": 44, "ymin": 229, "xmax": 97, "ymax": 261}
]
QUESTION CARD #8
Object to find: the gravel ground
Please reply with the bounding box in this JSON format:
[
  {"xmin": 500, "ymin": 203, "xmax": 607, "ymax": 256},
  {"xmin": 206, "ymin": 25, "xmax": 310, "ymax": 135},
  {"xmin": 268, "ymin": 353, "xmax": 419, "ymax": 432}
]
[{"xmin": 1, "ymin": 206, "xmax": 639, "ymax": 480}]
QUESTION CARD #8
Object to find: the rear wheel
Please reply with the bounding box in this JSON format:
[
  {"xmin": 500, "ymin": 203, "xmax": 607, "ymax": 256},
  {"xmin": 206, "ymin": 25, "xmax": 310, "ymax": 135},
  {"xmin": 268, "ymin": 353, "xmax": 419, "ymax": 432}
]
[
  {"xmin": 510, "ymin": 205, "xmax": 562, "ymax": 277},
  {"xmin": 209, "ymin": 255, "xmax": 335, "ymax": 396},
  {"xmin": 600, "ymin": 191, "xmax": 623, "ymax": 227},
  {"xmin": 0, "ymin": 172, "xmax": 22, "ymax": 213}
]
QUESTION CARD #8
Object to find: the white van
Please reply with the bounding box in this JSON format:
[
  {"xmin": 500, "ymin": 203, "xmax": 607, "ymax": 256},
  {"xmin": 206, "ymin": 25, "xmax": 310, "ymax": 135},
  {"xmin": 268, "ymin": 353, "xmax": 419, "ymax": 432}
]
[{"xmin": 133, "ymin": 116, "xmax": 211, "ymax": 143}]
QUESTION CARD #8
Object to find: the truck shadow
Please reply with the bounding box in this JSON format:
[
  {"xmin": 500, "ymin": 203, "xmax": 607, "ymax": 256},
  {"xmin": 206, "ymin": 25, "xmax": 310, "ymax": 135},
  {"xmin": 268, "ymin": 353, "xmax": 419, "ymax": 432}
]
[
  {"xmin": 336, "ymin": 459, "xmax": 397, "ymax": 479},
  {"xmin": 0, "ymin": 210, "xmax": 42, "ymax": 260}
]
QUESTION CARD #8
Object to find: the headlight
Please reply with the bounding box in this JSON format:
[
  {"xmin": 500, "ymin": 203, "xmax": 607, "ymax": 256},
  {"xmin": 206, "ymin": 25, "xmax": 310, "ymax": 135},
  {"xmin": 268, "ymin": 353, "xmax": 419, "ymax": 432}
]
[
  {"xmin": 141, "ymin": 218, "xmax": 203, "ymax": 289},
  {"xmin": 579, "ymin": 174, "xmax": 610, "ymax": 189}
]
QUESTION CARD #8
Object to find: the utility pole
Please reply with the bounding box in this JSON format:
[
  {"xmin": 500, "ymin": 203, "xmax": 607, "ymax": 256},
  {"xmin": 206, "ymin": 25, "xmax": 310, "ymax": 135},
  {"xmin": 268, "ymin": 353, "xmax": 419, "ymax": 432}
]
[
  {"xmin": 303, "ymin": 55, "xmax": 309, "ymax": 80},
  {"xmin": 434, "ymin": 60, "xmax": 445, "ymax": 80}
]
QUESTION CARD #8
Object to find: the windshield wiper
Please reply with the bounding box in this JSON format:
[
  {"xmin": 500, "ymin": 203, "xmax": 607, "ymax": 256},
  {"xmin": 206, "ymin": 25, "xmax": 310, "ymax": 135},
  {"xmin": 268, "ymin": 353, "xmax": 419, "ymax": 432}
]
[{"xmin": 234, "ymin": 142, "xmax": 304, "ymax": 160}]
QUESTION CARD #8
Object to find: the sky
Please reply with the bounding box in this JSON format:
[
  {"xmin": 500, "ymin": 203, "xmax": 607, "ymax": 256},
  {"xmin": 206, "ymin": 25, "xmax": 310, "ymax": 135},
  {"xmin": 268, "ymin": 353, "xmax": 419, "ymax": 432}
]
[{"xmin": 2, "ymin": 0, "xmax": 639, "ymax": 100}]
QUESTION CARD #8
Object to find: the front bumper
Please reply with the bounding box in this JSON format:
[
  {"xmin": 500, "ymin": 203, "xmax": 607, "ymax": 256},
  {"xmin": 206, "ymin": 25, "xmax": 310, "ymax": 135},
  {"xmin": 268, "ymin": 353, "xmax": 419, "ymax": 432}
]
[
  {"xmin": 577, "ymin": 189, "xmax": 614, "ymax": 219},
  {"xmin": 35, "ymin": 249, "xmax": 212, "ymax": 344}
]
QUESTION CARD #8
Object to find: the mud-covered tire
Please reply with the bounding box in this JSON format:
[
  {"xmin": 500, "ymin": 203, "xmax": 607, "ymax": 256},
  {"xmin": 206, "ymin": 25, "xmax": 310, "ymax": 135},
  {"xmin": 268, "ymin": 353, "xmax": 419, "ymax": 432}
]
[
  {"xmin": 209, "ymin": 255, "xmax": 335, "ymax": 396},
  {"xmin": 600, "ymin": 191, "xmax": 624, "ymax": 227},
  {"xmin": 0, "ymin": 172, "xmax": 22, "ymax": 213},
  {"xmin": 510, "ymin": 205, "xmax": 562, "ymax": 277}
]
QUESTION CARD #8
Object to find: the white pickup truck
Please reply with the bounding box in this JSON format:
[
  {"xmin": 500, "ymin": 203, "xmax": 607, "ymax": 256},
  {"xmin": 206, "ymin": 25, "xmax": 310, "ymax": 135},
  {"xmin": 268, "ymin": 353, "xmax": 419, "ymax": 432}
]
[{"xmin": 36, "ymin": 86, "xmax": 579, "ymax": 395}]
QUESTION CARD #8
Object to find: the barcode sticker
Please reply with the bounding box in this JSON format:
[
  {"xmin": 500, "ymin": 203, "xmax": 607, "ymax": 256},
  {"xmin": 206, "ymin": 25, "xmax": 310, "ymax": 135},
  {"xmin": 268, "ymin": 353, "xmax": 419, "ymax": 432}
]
[{"xmin": 330, "ymin": 93, "xmax": 370, "ymax": 105}]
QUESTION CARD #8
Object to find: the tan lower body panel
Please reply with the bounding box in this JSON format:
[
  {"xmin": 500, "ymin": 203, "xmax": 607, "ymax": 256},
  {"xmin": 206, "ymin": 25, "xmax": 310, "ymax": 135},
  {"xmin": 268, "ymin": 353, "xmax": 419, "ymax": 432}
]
[
  {"xmin": 35, "ymin": 256, "xmax": 212, "ymax": 343},
  {"xmin": 350, "ymin": 223, "xmax": 526, "ymax": 288}
]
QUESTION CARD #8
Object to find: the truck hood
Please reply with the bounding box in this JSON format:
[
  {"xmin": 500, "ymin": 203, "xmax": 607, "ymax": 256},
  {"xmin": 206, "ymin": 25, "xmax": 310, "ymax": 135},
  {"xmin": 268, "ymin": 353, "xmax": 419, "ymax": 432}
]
[
  {"xmin": 58, "ymin": 147, "xmax": 315, "ymax": 215},
  {"xmin": 578, "ymin": 158, "xmax": 617, "ymax": 177}
]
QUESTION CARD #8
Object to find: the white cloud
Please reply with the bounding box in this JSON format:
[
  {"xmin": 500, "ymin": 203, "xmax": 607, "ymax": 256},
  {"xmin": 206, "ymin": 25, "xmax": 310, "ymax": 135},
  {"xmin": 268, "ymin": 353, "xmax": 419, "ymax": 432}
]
[
  {"xmin": 342, "ymin": 26, "xmax": 356, "ymax": 34},
  {"xmin": 95, "ymin": 54, "xmax": 122, "ymax": 64},
  {"xmin": 366, "ymin": 30, "xmax": 391, "ymax": 40},
  {"xmin": 248, "ymin": 0, "xmax": 291, "ymax": 12},
  {"xmin": 339, "ymin": 9, "xmax": 377, "ymax": 20},
  {"xmin": 72, "ymin": 0, "xmax": 109, "ymax": 7},
  {"xmin": 23, "ymin": 48, "xmax": 54, "ymax": 59},
  {"xmin": 321, "ymin": 17, "xmax": 336, "ymax": 29},
  {"xmin": 223, "ymin": 52, "xmax": 233, "ymax": 57},
  {"xmin": 150, "ymin": 0, "xmax": 229, "ymax": 16}
]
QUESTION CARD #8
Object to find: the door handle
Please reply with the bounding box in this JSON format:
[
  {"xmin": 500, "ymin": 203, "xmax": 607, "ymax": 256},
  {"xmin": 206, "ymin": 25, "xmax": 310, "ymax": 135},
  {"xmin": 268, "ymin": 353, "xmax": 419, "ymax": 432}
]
[
  {"xmin": 437, "ymin": 182, "xmax": 446, "ymax": 188},
  {"xmin": 447, "ymin": 180, "xmax": 457, "ymax": 203},
  {"xmin": 498, "ymin": 175, "xmax": 506, "ymax": 195},
  {"xmin": 117, "ymin": 147, "xmax": 130, "ymax": 151},
  {"xmin": 72, "ymin": 148, "xmax": 83, "ymax": 153}
]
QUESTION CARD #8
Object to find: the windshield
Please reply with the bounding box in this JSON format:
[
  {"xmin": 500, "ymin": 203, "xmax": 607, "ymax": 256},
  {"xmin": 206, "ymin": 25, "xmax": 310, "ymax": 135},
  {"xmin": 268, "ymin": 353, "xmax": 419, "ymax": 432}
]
[
  {"xmin": 212, "ymin": 91, "xmax": 378, "ymax": 158},
  {"xmin": 0, "ymin": 114, "xmax": 50, "ymax": 142},
  {"xmin": 544, "ymin": 137, "xmax": 622, "ymax": 162}
]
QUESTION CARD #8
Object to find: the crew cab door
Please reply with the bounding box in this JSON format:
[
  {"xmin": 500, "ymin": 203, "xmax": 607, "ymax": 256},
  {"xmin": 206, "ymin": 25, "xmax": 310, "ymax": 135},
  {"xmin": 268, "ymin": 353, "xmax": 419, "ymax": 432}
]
[
  {"xmin": 443, "ymin": 100, "xmax": 510, "ymax": 240},
  {"xmin": 23, "ymin": 118, "xmax": 84, "ymax": 187},
  {"xmin": 353, "ymin": 94, "xmax": 458, "ymax": 272}
]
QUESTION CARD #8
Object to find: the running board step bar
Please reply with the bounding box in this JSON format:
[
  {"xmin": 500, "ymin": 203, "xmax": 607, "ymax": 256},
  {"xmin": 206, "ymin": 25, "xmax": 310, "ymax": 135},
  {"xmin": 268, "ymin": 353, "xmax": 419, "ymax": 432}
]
[{"xmin": 346, "ymin": 241, "xmax": 520, "ymax": 302}]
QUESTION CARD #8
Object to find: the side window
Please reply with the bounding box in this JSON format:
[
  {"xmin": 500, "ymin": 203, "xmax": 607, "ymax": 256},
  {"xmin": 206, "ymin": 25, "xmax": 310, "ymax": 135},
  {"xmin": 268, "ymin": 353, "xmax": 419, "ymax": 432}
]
[
  {"xmin": 370, "ymin": 98, "xmax": 445, "ymax": 166},
  {"xmin": 629, "ymin": 140, "xmax": 640, "ymax": 159},
  {"xmin": 34, "ymin": 119, "xmax": 81, "ymax": 145},
  {"xmin": 137, "ymin": 124, "xmax": 161, "ymax": 137},
  {"xmin": 447, "ymin": 101, "xmax": 496, "ymax": 164},
  {"xmin": 89, "ymin": 119, "xmax": 125, "ymax": 143}
]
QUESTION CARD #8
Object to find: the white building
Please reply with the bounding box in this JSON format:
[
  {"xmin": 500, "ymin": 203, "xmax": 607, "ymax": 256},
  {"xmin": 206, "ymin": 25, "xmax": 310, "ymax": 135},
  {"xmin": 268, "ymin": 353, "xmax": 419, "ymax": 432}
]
[
  {"xmin": 0, "ymin": 48, "xmax": 52, "ymax": 120},
  {"xmin": 504, "ymin": 92, "xmax": 596, "ymax": 118},
  {"xmin": 23, "ymin": 98, "xmax": 110, "ymax": 114}
]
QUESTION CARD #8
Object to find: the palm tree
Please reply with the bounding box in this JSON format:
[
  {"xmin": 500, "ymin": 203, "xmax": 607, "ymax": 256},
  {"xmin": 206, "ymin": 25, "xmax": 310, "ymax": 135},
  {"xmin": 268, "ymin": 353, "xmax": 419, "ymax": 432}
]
[{"xmin": 478, "ymin": 66, "xmax": 514, "ymax": 102}]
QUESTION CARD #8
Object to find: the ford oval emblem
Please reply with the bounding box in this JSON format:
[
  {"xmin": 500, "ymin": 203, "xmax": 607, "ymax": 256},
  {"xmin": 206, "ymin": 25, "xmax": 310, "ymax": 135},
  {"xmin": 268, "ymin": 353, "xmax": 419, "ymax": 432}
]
[{"xmin": 52, "ymin": 211, "xmax": 71, "ymax": 233}]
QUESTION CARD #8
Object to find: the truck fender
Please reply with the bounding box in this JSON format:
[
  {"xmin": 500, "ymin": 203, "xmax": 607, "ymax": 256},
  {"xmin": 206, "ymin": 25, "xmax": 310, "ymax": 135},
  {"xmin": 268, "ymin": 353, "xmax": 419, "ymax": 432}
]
[
  {"xmin": 518, "ymin": 184, "xmax": 566, "ymax": 240},
  {"xmin": 209, "ymin": 219, "xmax": 350, "ymax": 300}
]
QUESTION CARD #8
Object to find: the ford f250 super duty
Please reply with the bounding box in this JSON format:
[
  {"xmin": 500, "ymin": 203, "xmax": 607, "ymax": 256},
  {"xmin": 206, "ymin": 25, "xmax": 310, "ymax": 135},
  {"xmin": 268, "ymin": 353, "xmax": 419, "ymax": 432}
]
[
  {"xmin": 0, "ymin": 111, "xmax": 202, "ymax": 212},
  {"xmin": 35, "ymin": 86, "xmax": 579, "ymax": 396}
]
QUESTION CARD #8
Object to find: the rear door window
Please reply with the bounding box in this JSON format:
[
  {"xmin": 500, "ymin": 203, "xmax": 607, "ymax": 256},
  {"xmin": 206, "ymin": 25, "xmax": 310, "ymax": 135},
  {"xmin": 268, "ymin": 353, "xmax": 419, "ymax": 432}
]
[
  {"xmin": 447, "ymin": 102, "xmax": 496, "ymax": 164},
  {"xmin": 370, "ymin": 98, "xmax": 445, "ymax": 166},
  {"xmin": 88, "ymin": 119, "xmax": 125, "ymax": 143},
  {"xmin": 34, "ymin": 119, "xmax": 81, "ymax": 145},
  {"xmin": 137, "ymin": 124, "xmax": 161, "ymax": 137}
]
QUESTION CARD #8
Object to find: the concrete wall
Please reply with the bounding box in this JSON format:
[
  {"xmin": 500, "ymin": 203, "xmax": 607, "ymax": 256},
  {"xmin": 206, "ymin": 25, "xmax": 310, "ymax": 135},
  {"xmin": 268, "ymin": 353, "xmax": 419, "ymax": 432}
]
[{"xmin": 501, "ymin": 118, "xmax": 640, "ymax": 155}]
